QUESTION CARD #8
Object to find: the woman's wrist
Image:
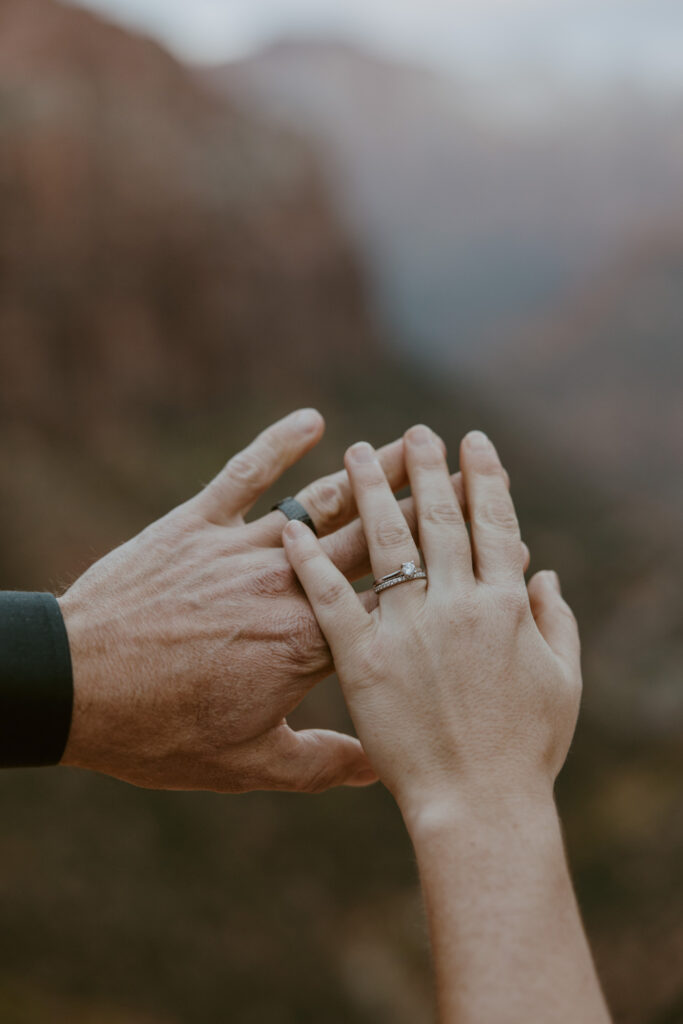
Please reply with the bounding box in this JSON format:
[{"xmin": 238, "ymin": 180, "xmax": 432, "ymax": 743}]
[
  {"xmin": 398, "ymin": 781, "xmax": 610, "ymax": 1024},
  {"xmin": 399, "ymin": 780, "xmax": 560, "ymax": 852}
]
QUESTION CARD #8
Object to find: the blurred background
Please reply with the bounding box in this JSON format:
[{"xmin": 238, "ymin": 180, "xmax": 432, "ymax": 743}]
[{"xmin": 1, "ymin": 0, "xmax": 682, "ymax": 1020}]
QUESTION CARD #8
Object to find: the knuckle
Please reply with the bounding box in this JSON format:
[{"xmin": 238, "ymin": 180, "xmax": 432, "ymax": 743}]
[
  {"xmin": 505, "ymin": 544, "xmax": 528, "ymax": 577},
  {"xmin": 281, "ymin": 608, "xmax": 327, "ymax": 664},
  {"xmin": 501, "ymin": 585, "xmax": 531, "ymax": 621},
  {"xmin": 282, "ymin": 733, "xmax": 336, "ymax": 794},
  {"xmin": 305, "ymin": 477, "xmax": 349, "ymax": 530},
  {"xmin": 302, "ymin": 763, "xmax": 334, "ymax": 794},
  {"xmin": 422, "ymin": 501, "xmax": 461, "ymax": 527},
  {"xmin": 297, "ymin": 547, "xmax": 322, "ymax": 568},
  {"xmin": 227, "ymin": 452, "xmax": 267, "ymax": 490},
  {"xmin": 477, "ymin": 497, "xmax": 519, "ymax": 533},
  {"xmin": 244, "ymin": 563, "xmax": 294, "ymax": 598},
  {"xmin": 316, "ymin": 577, "xmax": 348, "ymax": 609},
  {"xmin": 449, "ymin": 591, "xmax": 481, "ymax": 632},
  {"xmin": 420, "ymin": 448, "xmax": 447, "ymax": 469},
  {"xmin": 372, "ymin": 517, "xmax": 411, "ymax": 550},
  {"xmin": 358, "ymin": 471, "xmax": 387, "ymax": 495}
]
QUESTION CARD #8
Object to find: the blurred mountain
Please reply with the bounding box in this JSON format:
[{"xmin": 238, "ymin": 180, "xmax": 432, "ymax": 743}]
[
  {"xmin": 481, "ymin": 226, "xmax": 683, "ymax": 520},
  {"xmin": 477, "ymin": 224, "xmax": 683, "ymax": 764},
  {"xmin": 0, "ymin": 1, "xmax": 380, "ymax": 431},
  {"xmin": 0, "ymin": 0, "xmax": 382, "ymax": 585},
  {"xmin": 209, "ymin": 40, "xmax": 683, "ymax": 359}
]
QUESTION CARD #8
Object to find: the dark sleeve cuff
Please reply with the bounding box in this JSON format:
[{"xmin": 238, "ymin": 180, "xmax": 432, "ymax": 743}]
[{"xmin": 0, "ymin": 592, "xmax": 74, "ymax": 768}]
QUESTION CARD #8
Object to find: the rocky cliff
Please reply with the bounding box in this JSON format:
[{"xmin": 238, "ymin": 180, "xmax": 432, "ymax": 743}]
[{"xmin": 0, "ymin": 0, "xmax": 380, "ymax": 585}]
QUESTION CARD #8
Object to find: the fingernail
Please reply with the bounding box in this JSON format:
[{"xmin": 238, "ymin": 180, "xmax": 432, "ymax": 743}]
[
  {"xmin": 284, "ymin": 519, "xmax": 309, "ymax": 539},
  {"xmin": 294, "ymin": 408, "xmax": 321, "ymax": 434},
  {"xmin": 350, "ymin": 768, "xmax": 378, "ymax": 786},
  {"xmin": 466, "ymin": 430, "xmax": 490, "ymax": 449},
  {"xmin": 407, "ymin": 424, "xmax": 433, "ymax": 446},
  {"xmin": 347, "ymin": 442, "xmax": 375, "ymax": 464}
]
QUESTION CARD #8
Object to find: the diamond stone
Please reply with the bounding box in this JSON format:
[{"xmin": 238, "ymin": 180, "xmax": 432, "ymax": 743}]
[{"xmin": 402, "ymin": 561, "xmax": 417, "ymax": 577}]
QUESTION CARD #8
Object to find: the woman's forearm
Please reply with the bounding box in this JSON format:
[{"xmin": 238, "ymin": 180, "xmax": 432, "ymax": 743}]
[{"xmin": 405, "ymin": 793, "xmax": 611, "ymax": 1024}]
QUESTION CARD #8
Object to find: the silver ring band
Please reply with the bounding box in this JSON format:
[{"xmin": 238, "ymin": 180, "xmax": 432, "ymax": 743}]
[{"xmin": 373, "ymin": 561, "xmax": 427, "ymax": 595}]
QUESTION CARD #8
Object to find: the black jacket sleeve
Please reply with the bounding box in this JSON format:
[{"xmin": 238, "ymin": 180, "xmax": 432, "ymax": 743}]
[{"xmin": 0, "ymin": 592, "xmax": 74, "ymax": 768}]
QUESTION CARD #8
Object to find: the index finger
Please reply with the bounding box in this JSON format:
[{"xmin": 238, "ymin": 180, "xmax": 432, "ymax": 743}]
[{"xmin": 282, "ymin": 520, "xmax": 371, "ymax": 654}]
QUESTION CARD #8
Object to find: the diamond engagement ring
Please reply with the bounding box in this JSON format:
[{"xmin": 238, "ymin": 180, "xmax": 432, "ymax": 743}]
[{"xmin": 373, "ymin": 561, "xmax": 427, "ymax": 595}]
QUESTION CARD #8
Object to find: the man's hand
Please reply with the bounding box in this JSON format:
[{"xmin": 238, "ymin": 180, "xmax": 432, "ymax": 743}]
[{"xmin": 59, "ymin": 410, "xmax": 511, "ymax": 795}]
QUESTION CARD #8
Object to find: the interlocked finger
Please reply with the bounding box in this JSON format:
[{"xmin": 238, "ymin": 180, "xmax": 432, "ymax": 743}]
[
  {"xmin": 344, "ymin": 442, "xmax": 421, "ymax": 587},
  {"xmin": 254, "ymin": 435, "xmax": 445, "ymax": 544},
  {"xmin": 404, "ymin": 425, "xmax": 472, "ymax": 587},
  {"xmin": 282, "ymin": 520, "xmax": 370, "ymax": 646},
  {"xmin": 460, "ymin": 431, "xmax": 526, "ymax": 586}
]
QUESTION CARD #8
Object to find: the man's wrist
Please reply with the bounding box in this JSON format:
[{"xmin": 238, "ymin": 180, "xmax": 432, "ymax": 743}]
[
  {"xmin": 0, "ymin": 592, "xmax": 74, "ymax": 767},
  {"xmin": 56, "ymin": 592, "xmax": 101, "ymax": 770}
]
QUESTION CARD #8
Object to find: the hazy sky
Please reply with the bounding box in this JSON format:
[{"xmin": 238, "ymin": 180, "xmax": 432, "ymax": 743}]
[{"xmin": 62, "ymin": 0, "xmax": 683, "ymax": 87}]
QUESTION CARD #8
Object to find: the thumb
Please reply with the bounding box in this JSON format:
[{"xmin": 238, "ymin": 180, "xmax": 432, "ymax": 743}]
[
  {"xmin": 270, "ymin": 726, "xmax": 378, "ymax": 794},
  {"xmin": 527, "ymin": 570, "xmax": 581, "ymax": 675}
]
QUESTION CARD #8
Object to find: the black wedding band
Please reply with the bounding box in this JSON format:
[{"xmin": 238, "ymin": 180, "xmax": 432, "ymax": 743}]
[{"xmin": 272, "ymin": 497, "xmax": 318, "ymax": 536}]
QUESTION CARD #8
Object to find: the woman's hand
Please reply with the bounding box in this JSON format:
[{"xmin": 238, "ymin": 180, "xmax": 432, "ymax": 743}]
[{"xmin": 283, "ymin": 425, "xmax": 582, "ymax": 820}]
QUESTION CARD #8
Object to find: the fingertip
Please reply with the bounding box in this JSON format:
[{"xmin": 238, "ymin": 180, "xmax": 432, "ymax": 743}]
[
  {"xmin": 463, "ymin": 429, "xmax": 490, "ymax": 450},
  {"xmin": 548, "ymin": 570, "xmax": 562, "ymax": 594},
  {"xmin": 292, "ymin": 407, "xmax": 325, "ymax": 437},
  {"xmin": 283, "ymin": 518, "xmax": 313, "ymax": 542},
  {"xmin": 534, "ymin": 569, "xmax": 561, "ymax": 594},
  {"xmin": 404, "ymin": 423, "xmax": 433, "ymax": 445},
  {"xmin": 401, "ymin": 423, "xmax": 445, "ymax": 452},
  {"xmin": 345, "ymin": 441, "xmax": 376, "ymax": 466},
  {"xmin": 461, "ymin": 430, "xmax": 506, "ymax": 482}
]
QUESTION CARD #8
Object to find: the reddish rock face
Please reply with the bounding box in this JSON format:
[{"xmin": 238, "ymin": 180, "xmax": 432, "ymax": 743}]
[
  {"xmin": 0, "ymin": 0, "xmax": 384, "ymax": 594},
  {"xmin": 0, "ymin": 0, "xmax": 377, "ymax": 442}
]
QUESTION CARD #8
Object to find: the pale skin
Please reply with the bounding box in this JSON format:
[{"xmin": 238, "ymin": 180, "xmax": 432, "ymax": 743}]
[
  {"xmin": 283, "ymin": 425, "xmax": 612, "ymax": 1023},
  {"xmin": 58, "ymin": 409, "xmax": 528, "ymax": 794}
]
